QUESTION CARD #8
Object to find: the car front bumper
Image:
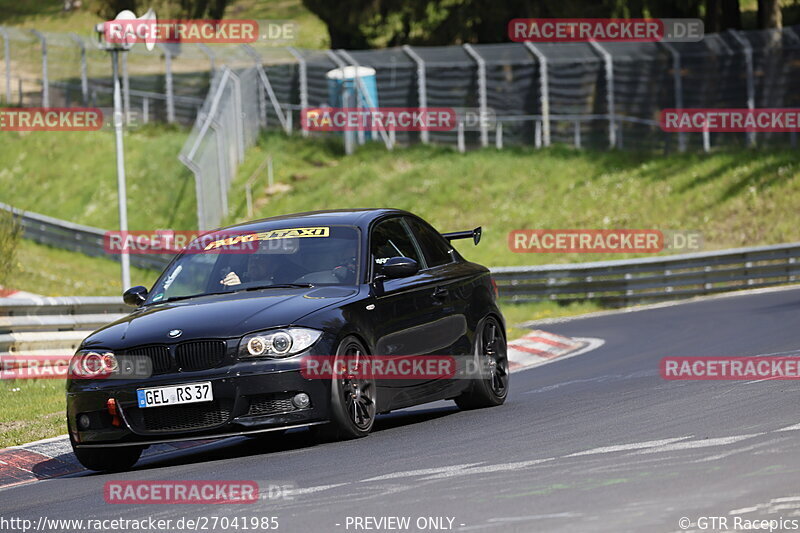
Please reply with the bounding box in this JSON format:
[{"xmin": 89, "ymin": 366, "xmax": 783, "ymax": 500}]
[{"xmin": 67, "ymin": 354, "xmax": 333, "ymax": 448}]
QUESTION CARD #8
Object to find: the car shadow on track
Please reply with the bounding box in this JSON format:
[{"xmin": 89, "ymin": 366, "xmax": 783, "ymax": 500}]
[{"xmin": 73, "ymin": 404, "xmax": 461, "ymax": 476}]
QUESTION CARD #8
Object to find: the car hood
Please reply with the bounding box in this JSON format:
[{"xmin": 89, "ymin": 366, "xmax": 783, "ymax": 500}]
[{"xmin": 82, "ymin": 287, "xmax": 359, "ymax": 349}]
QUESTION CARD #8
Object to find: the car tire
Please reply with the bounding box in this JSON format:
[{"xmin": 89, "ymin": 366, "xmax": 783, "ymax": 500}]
[
  {"xmin": 71, "ymin": 440, "xmax": 143, "ymax": 472},
  {"xmin": 312, "ymin": 336, "xmax": 377, "ymax": 442},
  {"xmin": 454, "ymin": 316, "xmax": 509, "ymax": 410}
]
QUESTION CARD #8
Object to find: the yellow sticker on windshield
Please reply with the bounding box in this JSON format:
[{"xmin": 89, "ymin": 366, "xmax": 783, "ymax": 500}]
[{"xmin": 204, "ymin": 226, "xmax": 330, "ymax": 251}]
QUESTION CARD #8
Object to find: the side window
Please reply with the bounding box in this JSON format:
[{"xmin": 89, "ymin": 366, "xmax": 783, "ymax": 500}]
[
  {"xmin": 370, "ymin": 218, "xmax": 422, "ymax": 269},
  {"xmin": 406, "ymin": 218, "xmax": 454, "ymax": 268}
]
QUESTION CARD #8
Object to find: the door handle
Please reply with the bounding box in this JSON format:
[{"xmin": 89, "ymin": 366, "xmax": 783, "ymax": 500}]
[{"xmin": 432, "ymin": 287, "xmax": 449, "ymax": 299}]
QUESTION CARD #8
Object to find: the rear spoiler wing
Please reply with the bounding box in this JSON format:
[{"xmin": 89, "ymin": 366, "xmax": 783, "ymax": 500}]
[{"xmin": 442, "ymin": 227, "xmax": 482, "ymax": 245}]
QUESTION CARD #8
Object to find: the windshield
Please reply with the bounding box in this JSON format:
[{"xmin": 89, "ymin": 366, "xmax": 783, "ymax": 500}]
[{"xmin": 144, "ymin": 225, "xmax": 360, "ymax": 304}]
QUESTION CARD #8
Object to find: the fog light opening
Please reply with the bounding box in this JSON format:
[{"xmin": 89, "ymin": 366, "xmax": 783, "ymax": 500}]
[
  {"xmin": 77, "ymin": 414, "xmax": 91, "ymax": 430},
  {"xmin": 292, "ymin": 392, "xmax": 310, "ymax": 409}
]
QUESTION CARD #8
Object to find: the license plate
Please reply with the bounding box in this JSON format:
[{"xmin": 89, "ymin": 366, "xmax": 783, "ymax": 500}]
[{"xmin": 136, "ymin": 382, "xmax": 212, "ymax": 408}]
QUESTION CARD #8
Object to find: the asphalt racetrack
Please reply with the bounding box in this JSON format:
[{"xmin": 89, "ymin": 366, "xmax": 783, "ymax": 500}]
[{"xmin": 4, "ymin": 286, "xmax": 800, "ymax": 532}]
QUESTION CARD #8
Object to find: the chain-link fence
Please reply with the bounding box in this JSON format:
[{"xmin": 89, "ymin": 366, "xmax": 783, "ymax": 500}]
[{"xmin": 3, "ymin": 24, "xmax": 800, "ymax": 229}]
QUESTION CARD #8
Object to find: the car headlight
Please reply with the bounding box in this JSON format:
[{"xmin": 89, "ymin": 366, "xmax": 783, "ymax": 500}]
[
  {"xmin": 69, "ymin": 350, "xmax": 119, "ymax": 378},
  {"xmin": 239, "ymin": 328, "xmax": 322, "ymax": 359}
]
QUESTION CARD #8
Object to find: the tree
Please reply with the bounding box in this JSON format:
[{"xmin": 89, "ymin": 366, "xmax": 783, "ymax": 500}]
[{"xmin": 757, "ymin": 0, "xmax": 782, "ymax": 29}]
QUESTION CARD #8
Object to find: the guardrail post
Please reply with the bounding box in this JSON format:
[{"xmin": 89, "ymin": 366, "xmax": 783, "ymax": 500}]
[
  {"xmin": 463, "ymin": 44, "xmax": 488, "ymax": 148},
  {"xmin": 523, "ymin": 42, "xmax": 550, "ymax": 147},
  {"xmin": 728, "ymin": 30, "xmax": 756, "ymax": 147},
  {"xmin": 1, "ymin": 27, "xmax": 11, "ymax": 104},
  {"xmin": 158, "ymin": 44, "xmax": 175, "ymax": 123},
  {"xmin": 589, "ymin": 41, "xmax": 616, "ymax": 149},
  {"xmin": 30, "ymin": 30, "xmax": 48, "ymax": 107},
  {"xmin": 703, "ymin": 125, "xmax": 711, "ymax": 152},
  {"xmin": 286, "ymin": 47, "xmax": 308, "ymax": 137},
  {"xmin": 457, "ymin": 120, "xmax": 465, "ymax": 153},
  {"xmin": 69, "ymin": 33, "xmax": 88, "ymax": 105},
  {"xmin": 402, "ymin": 45, "xmax": 428, "ymax": 144},
  {"xmin": 659, "ymin": 42, "xmax": 686, "ymax": 153}
]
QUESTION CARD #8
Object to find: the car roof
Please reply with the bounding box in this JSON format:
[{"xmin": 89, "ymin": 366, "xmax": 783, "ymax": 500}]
[{"xmin": 212, "ymin": 208, "xmax": 412, "ymax": 234}]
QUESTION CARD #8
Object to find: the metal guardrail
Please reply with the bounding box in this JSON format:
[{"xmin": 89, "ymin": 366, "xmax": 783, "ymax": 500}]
[
  {"xmin": 491, "ymin": 242, "xmax": 800, "ymax": 306},
  {"xmin": 0, "ymin": 201, "xmax": 172, "ymax": 271},
  {"xmin": 4, "ymin": 203, "xmax": 800, "ymax": 308}
]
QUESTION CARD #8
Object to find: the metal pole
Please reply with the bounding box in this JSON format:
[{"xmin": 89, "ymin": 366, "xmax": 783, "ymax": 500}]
[
  {"xmin": 158, "ymin": 44, "xmax": 175, "ymax": 123},
  {"xmin": 121, "ymin": 51, "xmax": 130, "ymax": 122},
  {"xmin": 286, "ymin": 47, "xmax": 308, "ymax": 137},
  {"xmin": 0, "ymin": 27, "xmax": 10, "ymax": 104},
  {"xmin": 659, "ymin": 42, "xmax": 686, "ymax": 152},
  {"xmin": 402, "ymin": 45, "xmax": 428, "ymax": 144},
  {"xmin": 111, "ymin": 50, "xmax": 130, "ymax": 290},
  {"xmin": 589, "ymin": 41, "xmax": 616, "ymax": 149},
  {"xmin": 495, "ymin": 122, "xmax": 503, "ymax": 149},
  {"xmin": 463, "ymin": 44, "xmax": 488, "ymax": 148},
  {"xmin": 229, "ymin": 71, "xmax": 245, "ymax": 162},
  {"xmin": 457, "ymin": 121, "xmax": 465, "ymax": 153},
  {"xmin": 69, "ymin": 33, "xmax": 88, "ymax": 105},
  {"xmin": 523, "ymin": 42, "xmax": 550, "ymax": 146},
  {"xmin": 574, "ymin": 120, "xmax": 581, "ymax": 148},
  {"xmin": 197, "ymin": 43, "xmax": 216, "ymax": 76},
  {"xmin": 244, "ymin": 45, "xmax": 291, "ymax": 133},
  {"xmin": 728, "ymin": 30, "xmax": 756, "ymax": 147},
  {"xmin": 30, "ymin": 30, "xmax": 48, "ymax": 107}
]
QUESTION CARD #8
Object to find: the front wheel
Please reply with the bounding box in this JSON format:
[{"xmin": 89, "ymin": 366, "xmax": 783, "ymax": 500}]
[
  {"xmin": 312, "ymin": 336, "xmax": 377, "ymax": 442},
  {"xmin": 455, "ymin": 316, "xmax": 509, "ymax": 410},
  {"xmin": 71, "ymin": 441, "xmax": 143, "ymax": 472}
]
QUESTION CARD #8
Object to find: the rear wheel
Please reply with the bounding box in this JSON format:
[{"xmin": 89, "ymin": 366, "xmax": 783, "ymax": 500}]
[
  {"xmin": 455, "ymin": 316, "xmax": 509, "ymax": 410},
  {"xmin": 71, "ymin": 440, "xmax": 143, "ymax": 472},
  {"xmin": 312, "ymin": 336, "xmax": 376, "ymax": 442}
]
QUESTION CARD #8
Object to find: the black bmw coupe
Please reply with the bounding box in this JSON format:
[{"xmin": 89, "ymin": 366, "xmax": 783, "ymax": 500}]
[{"xmin": 67, "ymin": 209, "xmax": 508, "ymax": 471}]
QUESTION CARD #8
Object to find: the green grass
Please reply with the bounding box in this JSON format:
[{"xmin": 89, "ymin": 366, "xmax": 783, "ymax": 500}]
[
  {"xmin": 0, "ymin": 379, "xmax": 66, "ymax": 448},
  {"xmin": 8, "ymin": 239, "xmax": 159, "ymax": 296},
  {"xmin": 0, "ymin": 0, "xmax": 329, "ymax": 48},
  {"xmin": 0, "ymin": 126, "xmax": 196, "ymax": 232},
  {"xmin": 228, "ymin": 135, "xmax": 800, "ymax": 268}
]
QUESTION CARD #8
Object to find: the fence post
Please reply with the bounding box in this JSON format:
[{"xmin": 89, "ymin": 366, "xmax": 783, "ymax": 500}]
[
  {"xmin": 659, "ymin": 42, "xmax": 686, "ymax": 152},
  {"xmin": 703, "ymin": 125, "xmax": 710, "ymax": 152},
  {"xmin": 534, "ymin": 120, "xmax": 542, "ymax": 148},
  {"xmin": 496, "ymin": 122, "xmax": 503, "ymax": 149},
  {"xmin": 229, "ymin": 71, "xmax": 246, "ymax": 162},
  {"xmin": 158, "ymin": 44, "xmax": 175, "ymax": 123},
  {"xmin": 588, "ymin": 41, "xmax": 616, "ymax": 149},
  {"xmin": 457, "ymin": 121, "xmax": 465, "ymax": 153},
  {"xmin": 244, "ymin": 45, "xmax": 291, "ymax": 134},
  {"xmin": 197, "ymin": 43, "xmax": 216, "ymax": 76},
  {"xmin": 338, "ymin": 49, "xmax": 394, "ymax": 150},
  {"xmin": 286, "ymin": 47, "xmax": 308, "ymax": 137},
  {"xmin": 728, "ymin": 29, "xmax": 756, "ymax": 147},
  {"xmin": 68, "ymin": 33, "xmax": 88, "ymax": 106},
  {"xmin": 142, "ymin": 97, "xmax": 149, "ymax": 124},
  {"xmin": 402, "ymin": 45, "xmax": 428, "ymax": 144},
  {"xmin": 574, "ymin": 120, "xmax": 581, "ymax": 148},
  {"xmin": 523, "ymin": 42, "xmax": 550, "ymax": 147},
  {"xmin": 0, "ymin": 27, "xmax": 11, "ymax": 104},
  {"xmin": 30, "ymin": 30, "xmax": 48, "ymax": 107},
  {"xmin": 463, "ymin": 44, "xmax": 488, "ymax": 148}
]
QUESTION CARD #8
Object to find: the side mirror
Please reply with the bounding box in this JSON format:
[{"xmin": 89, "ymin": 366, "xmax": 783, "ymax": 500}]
[
  {"xmin": 123, "ymin": 285, "xmax": 148, "ymax": 307},
  {"xmin": 379, "ymin": 257, "xmax": 420, "ymax": 279}
]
